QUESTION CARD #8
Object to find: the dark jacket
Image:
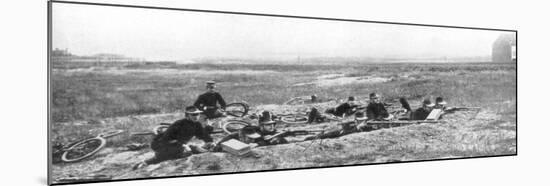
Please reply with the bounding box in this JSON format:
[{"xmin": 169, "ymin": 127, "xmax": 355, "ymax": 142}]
[
  {"xmin": 366, "ymin": 102, "xmax": 389, "ymax": 121},
  {"xmin": 305, "ymin": 122, "xmax": 359, "ymax": 140},
  {"xmin": 328, "ymin": 102, "xmax": 358, "ymax": 117},
  {"xmin": 334, "ymin": 102, "xmax": 352, "ymax": 117},
  {"xmin": 194, "ymin": 91, "xmax": 227, "ymax": 110},
  {"xmin": 411, "ymin": 107, "xmax": 431, "ymax": 120},
  {"xmin": 151, "ymin": 118, "xmax": 213, "ymax": 151},
  {"xmin": 308, "ymin": 107, "xmax": 326, "ymax": 123}
]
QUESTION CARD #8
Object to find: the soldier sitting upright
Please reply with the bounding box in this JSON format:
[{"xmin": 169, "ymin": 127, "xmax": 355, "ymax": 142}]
[
  {"xmin": 366, "ymin": 93, "xmax": 390, "ymax": 121},
  {"xmin": 194, "ymin": 80, "xmax": 227, "ymax": 119},
  {"xmin": 133, "ymin": 106, "xmax": 214, "ymax": 169}
]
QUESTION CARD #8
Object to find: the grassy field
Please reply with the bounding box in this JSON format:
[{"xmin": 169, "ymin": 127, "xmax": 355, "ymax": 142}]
[
  {"xmin": 51, "ymin": 61, "xmax": 515, "ymax": 122},
  {"xmin": 50, "ymin": 60, "xmax": 516, "ymax": 183}
]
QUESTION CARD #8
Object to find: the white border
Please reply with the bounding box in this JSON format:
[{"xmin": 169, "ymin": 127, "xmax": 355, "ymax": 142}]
[{"xmin": 2, "ymin": 0, "xmax": 548, "ymax": 186}]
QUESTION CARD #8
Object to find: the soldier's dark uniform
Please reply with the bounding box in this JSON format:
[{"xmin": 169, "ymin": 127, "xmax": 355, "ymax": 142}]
[
  {"xmin": 332, "ymin": 102, "xmax": 357, "ymax": 117},
  {"xmin": 144, "ymin": 118, "xmax": 213, "ymax": 164},
  {"xmin": 308, "ymin": 97, "xmax": 358, "ymax": 123},
  {"xmin": 307, "ymin": 107, "xmax": 325, "ymax": 123},
  {"xmin": 366, "ymin": 102, "xmax": 389, "ymax": 121},
  {"xmin": 194, "ymin": 91, "xmax": 227, "ymax": 119},
  {"xmin": 305, "ymin": 121, "xmax": 359, "ymax": 140},
  {"xmin": 411, "ymin": 107, "xmax": 431, "ymax": 120},
  {"xmin": 410, "ymin": 99, "xmax": 435, "ymax": 120}
]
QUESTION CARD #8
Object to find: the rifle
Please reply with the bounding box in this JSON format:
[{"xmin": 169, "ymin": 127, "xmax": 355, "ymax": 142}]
[
  {"xmin": 264, "ymin": 129, "xmax": 324, "ymax": 141},
  {"xmin": 444, "ymin": 107, "xmax": 481, "ymax": 112},
  {"xmin": 130, "ymin": 127, "xmax": 225, "ymax": 136},
  {"xmin": 441, "ymin": 107, "xmax": 481, "ymax": 120},
  {"xmin": 336, "ymin": 119, "xmax": 443, "ymax": 130},
  {"xmin": 365, "ymin": 120, "xmax": 444, "ymax": 129},
  {"xmin": 366, "ymin": 120, "xmax": 443, "ymax": 124}
]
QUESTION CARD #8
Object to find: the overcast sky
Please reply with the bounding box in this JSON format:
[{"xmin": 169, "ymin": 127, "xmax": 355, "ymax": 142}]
[{"xmin": 52, "ymin": 3, "xmax": 514, "ymax": 61}]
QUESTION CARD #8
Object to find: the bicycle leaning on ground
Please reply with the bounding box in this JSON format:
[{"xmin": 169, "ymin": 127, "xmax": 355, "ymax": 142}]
[{"xmin": 52, "ymin": 130, "xmax": 125, "ymax": 163}]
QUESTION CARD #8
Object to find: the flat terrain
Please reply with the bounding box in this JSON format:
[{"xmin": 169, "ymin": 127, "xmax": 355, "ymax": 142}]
[{"xmin": 50, "ymin": 61, "xmax": 516, "ymax": 184}]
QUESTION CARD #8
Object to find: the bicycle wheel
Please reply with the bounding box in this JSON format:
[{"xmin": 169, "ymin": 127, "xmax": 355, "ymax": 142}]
[
  {"xmin": 283, "ymin": 97, "xmax": 305, "ymax": 105},
  {"xmin": 280, "ymin": 115, "xmax": 308, "ymax": 124},
  {"xmin": 61, "ymin": 137, "xmax": 106, "ymax": 163},
  {"xmin": 221, "ymin": 119, "xmax": 252, "ymax": 134},
  {"xmin": 225, "ymin": 102, "xmax": 249, "ymax": 117}
]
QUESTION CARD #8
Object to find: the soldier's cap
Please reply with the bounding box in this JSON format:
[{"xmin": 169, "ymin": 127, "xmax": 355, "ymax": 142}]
[
  {"xmin": 369, "ymin": 93, "xmax": 380, "ymax": 98},
  {"xmin": 241, "ymin": 126, "xmax": 262, "ymax": 139},
  {"xmin": 258, "ymin": 111, "xmax": 276, "ymax": 125},
  {"xmin": 422, "ymin": 99, "xmax": 435, "ymax": 107},
  {"xmin": 348, "ymin": 96, "xmax": 355, "ymax": 101},
  {"xmin": 355, "ymin": 111, "xmax": 368, "ymax": 121},
  {"xmin": 435, "ymin": 97, "xmax": 447, "ymax": 105},
  {"xmin": 206, "ymin": 80, "xmax": 216, "ymax": 85},
  {"xmin": 185, "ymin": 106, "xmax": 203, "ymax": 114}
]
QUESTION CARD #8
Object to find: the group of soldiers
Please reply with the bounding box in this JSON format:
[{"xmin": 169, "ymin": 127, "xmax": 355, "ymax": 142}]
[
  {"xmin": 303, "ymin": 93, "xmax": 447, "ymax": 140},
  {"xmin": 308, "ymin": 93, "xmax": 447, "ymax": 123},
  {"xmin": 133, "ymin": 81, "xmax": 287, "ymax": 169},
  {"xmin": 133, "ymin": 80, "xmax": 449, "ymax": 169}
]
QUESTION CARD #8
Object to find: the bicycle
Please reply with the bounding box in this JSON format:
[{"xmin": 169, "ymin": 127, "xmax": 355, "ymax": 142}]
[
  {"xmin": 54, "ymin": 130, "xmax": 125, "ymax": 163},
  {"xmin": 199, "ymin": 102, "xmax": 251, "ymax": 133},
  {"xmin": 220, "ymin": 113, "xmax": 312, "ymax": 134},
  {"xmin": 278, "ymin": 112, "xmax": 309, "ymax": 124},
  {"xmin": 283, "ymin": 96, "xmax": 339, "ymax": 105},
  {"xmin": 220, "ymin": 119, "xmax": 254, "ymax": 134},
  {"xmin": 209, "ymin": 102, "xmax": 249, "ymax": 118},
  {"xmin": 283, "ymin": 96, "xmax": 308, "ymax": 105}
]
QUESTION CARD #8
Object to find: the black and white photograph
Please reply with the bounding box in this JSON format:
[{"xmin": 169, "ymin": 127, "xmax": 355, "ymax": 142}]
[{"xmin": 48, "ymin": 1, "xmax": 517, "ymax": 185}]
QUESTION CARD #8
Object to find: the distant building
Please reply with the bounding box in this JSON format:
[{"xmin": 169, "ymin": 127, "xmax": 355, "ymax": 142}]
[
  {"xmin": 51, "ymin": 48, "xmax": 73, "ymax": 57},
  {"xmin": 91, "ymin": 53, "xmax": 131, "ymax": 62},
  {"xmin": 50, "ymin": 48, "xmax": 143, "ymax": 63},
  {"xmin": 492, "ymin": 33, "xmax": 517, "ymax": 63}
]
